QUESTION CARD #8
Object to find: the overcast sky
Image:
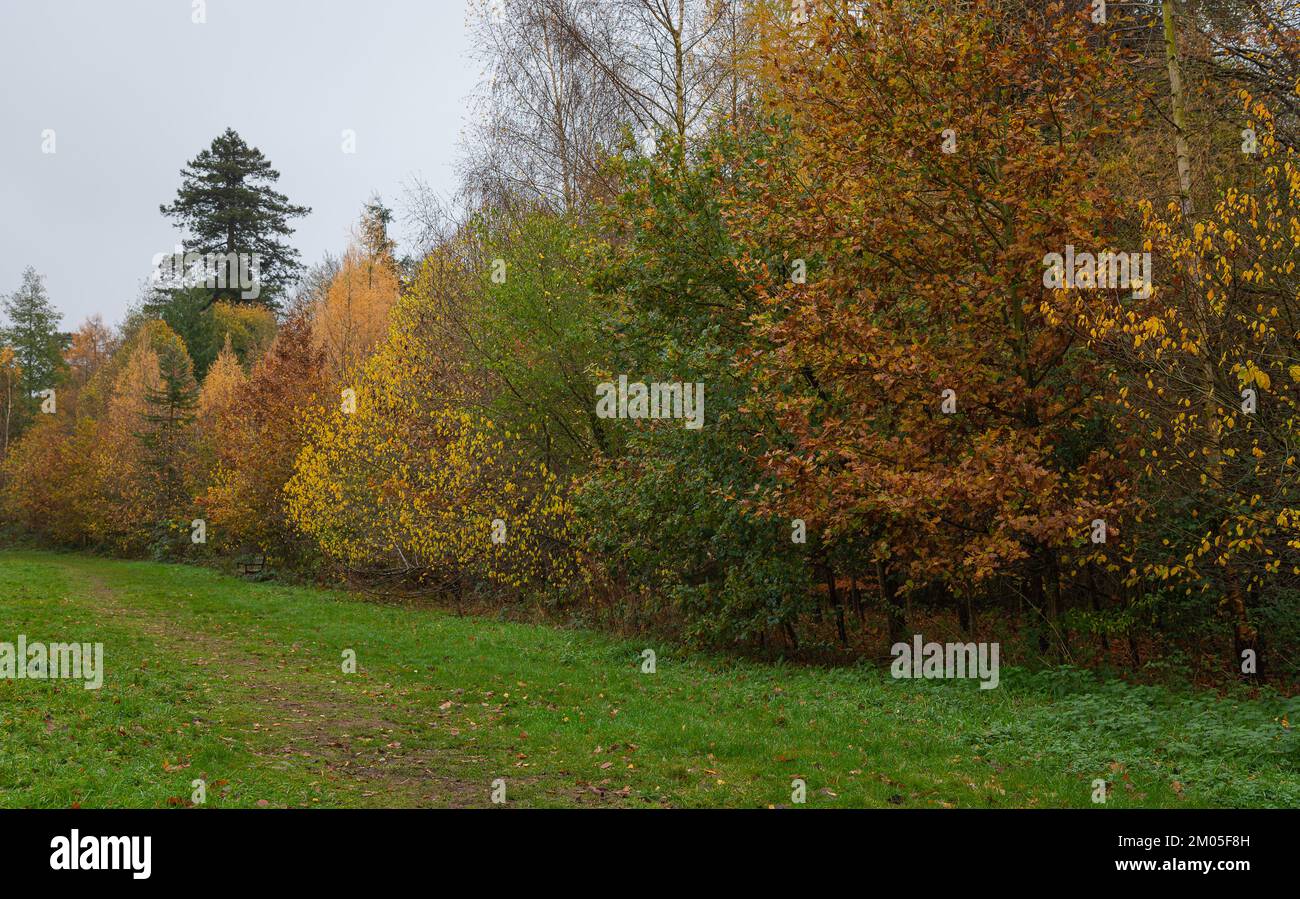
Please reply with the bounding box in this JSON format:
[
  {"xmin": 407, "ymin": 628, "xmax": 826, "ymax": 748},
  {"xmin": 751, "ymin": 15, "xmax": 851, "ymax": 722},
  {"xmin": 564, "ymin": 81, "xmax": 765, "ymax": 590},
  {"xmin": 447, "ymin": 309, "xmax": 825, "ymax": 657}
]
[{"xmin": 0, "ymin": 0, "xmax": 478, "ymax": 329}]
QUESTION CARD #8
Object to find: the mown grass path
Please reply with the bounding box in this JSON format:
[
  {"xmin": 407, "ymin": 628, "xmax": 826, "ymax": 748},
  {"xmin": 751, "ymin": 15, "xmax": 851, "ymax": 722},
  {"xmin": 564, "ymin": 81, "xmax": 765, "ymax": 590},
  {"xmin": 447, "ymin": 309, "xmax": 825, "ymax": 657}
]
[{"xmin": 0, "ymin": 550, "xmax": 1296, "ymax": 808}]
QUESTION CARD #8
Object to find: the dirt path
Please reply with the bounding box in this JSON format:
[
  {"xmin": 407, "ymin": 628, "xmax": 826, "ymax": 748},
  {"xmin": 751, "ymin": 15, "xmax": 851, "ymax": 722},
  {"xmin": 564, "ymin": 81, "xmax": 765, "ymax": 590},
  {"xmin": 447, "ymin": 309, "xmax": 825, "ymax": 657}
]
[{"xmin": 69, "ymin": 565, "xmax": 486, "ymax": 807}]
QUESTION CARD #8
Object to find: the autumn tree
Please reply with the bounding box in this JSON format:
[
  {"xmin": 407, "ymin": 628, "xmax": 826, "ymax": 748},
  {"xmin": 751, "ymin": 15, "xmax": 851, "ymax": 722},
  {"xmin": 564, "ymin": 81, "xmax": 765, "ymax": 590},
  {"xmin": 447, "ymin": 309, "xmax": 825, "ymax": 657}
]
[
  {"xmin": 197, "ymin": 335, "xmax": 247, "ymax": 438},
  {"xmin": 211, "ymin": 301, "xmax": 277, "ymax": 365},
  {"xmin": 64, "ymin": 316, "xmax": 115, "ymax": 390},
  {"xmin": 287, "ymin": 283, "xmax": 573, "ymax": 596},
  {"xmin": 1072, "ymin": 93, "xmax": 1300, "ymax": 677},
  {"xmin": 0, "ymin": 415, "xmax": 100, "ymax": 546},
  {"xmin": 732, "ymin": 0, "xmax": 1153, "ymax": 652},
  {"xmin": 202, "ymin": 312, "xmax": 326, "ymax": 566},
  {"xmin": 309, "ymin": 208, "xmax": 402, "ymax": 380},
  {"xmin": 87, "ymin": 321, "xmax": 199, "ymax": 553}
]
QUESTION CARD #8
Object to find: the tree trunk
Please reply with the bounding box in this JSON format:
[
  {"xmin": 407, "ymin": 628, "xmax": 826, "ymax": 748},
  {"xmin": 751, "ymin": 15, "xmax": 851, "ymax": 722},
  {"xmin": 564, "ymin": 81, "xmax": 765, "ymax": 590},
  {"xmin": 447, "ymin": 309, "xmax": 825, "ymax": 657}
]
[
  {"xmin": 824, "ymin": 565, "xmax": 847, "ymax": 647},
  {"xmin": 955, "ymin": 586, "xmax": 973, "ymax": 635},
  {"xmin": 1045, "ymin": 547, "xmax": 1067, "ymax": 659},
  {"xmin": 1225, "ymin": 575, "xmax": 1259, "ymax": 680},
  {"xmin": 782, "ymin": 620, "xmax": 800, "ymax": 652},
  {"xmin": 1087, "ymin": 566, "xmax": 1110, "ymax": 654},
  {"xmin": 1162, "ymin": 0, "xmax": 1195, "ymax": 217},
  {"xmin": 849, "ymin": 576, "xmax": 865, "ymax": 622},
  {"xmin": 877, "ymin": 561, "xmax": 908, "ymax": 649},
  {"xmin": 1029, "ymin": 564, "xmax": 1049, "ymax": 655}
]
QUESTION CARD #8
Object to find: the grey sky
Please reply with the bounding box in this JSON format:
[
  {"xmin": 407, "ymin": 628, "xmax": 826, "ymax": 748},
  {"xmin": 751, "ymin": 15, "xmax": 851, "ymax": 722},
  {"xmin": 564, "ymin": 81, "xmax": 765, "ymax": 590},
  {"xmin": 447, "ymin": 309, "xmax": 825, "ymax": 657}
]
[{"xmin": 0, "ymin": 0, "xmax": 478, "ymax": 330}]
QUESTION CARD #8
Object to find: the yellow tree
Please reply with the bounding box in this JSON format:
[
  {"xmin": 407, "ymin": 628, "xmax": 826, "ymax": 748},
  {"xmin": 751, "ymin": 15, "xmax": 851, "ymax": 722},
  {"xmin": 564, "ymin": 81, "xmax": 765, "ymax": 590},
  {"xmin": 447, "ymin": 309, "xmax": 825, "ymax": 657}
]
[
  {"xmin": 94, "ymin": 335, "xmax": 162, "ymax": 548},
  {"xmin": 64, "ymin": 316, "xmax": 115, "ymax": 388},
  {"xmin": 286, "ymin": 287, "xmax": 573, "ymax": 595},
  {"xmin": 210, "ymin": 301, "xmax": 277, "ymax": 365},
  {"xmin": 1072, "ymin": 93, "xmax": 1300, "ymax": 671},
  {"xmin": 194, "ymin": 335, "xmax": 249, "ymax": 474},
  {"xmin": 92, "ymin": 321, "xmax": 198, "ymax": 552},
  {"xmin": 63, "ymin": 316, "xmax": 117, "ymax": 423},
  {"xmin": 310, "ymin": 244, "xmax": 401, "ymax": 380}
]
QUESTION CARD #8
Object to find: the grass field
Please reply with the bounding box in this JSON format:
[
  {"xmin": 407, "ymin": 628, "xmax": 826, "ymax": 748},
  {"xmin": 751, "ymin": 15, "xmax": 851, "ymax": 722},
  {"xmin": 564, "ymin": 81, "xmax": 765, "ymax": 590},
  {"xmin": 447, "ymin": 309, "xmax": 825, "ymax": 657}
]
[{"xmin": 0, "ymin": 549, "xmax": 1297, "ymax": 808}]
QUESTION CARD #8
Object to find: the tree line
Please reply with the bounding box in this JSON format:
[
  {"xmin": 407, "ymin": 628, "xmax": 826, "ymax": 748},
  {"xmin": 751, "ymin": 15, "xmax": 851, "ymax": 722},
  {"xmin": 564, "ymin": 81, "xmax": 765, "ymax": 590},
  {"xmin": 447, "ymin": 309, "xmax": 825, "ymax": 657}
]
[{"xmin": 2, "ymin": 0, "xmax": 1298, "ymax": 684}]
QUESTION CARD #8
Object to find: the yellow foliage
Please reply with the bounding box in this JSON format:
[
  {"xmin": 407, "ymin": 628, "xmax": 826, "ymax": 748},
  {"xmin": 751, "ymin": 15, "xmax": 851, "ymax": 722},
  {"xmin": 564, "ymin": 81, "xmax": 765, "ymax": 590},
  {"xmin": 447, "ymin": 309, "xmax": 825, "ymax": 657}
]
[
  {"xmin": 310, "ymin": 245, "xmax": 400, "ymax": 380},
  {"xmin": 286, "ymin": 292, "xmax": 573, "ymax": 591}
]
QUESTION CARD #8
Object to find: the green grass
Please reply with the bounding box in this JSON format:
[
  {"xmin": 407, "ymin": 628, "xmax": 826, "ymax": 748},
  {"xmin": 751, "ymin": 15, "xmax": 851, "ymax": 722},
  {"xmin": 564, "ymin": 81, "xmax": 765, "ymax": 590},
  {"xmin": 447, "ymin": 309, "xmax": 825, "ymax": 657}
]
[{"xmin": 0, "ymin": 549, "xmax": 1296, "ymax": 808}]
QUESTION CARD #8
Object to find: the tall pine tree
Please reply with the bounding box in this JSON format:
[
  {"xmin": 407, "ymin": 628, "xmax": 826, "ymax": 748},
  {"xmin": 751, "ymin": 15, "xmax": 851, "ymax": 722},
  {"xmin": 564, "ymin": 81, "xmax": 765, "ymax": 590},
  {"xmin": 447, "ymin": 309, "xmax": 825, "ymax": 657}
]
[{"xmin": 160, "ymin": 128, "xmax": 310, "ymax": 309}]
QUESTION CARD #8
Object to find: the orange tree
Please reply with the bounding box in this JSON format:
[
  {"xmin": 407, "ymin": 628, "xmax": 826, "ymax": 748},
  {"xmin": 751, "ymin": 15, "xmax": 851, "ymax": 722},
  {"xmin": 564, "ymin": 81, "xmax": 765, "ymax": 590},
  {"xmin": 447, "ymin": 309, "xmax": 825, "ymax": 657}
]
[
  {"xmin": 202, "ymin": 312, "xmax": 326, "ymax": 568},
  {"xmin": 729, "ymin": 0, "xmax": 1152, "ymax": 652}
]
